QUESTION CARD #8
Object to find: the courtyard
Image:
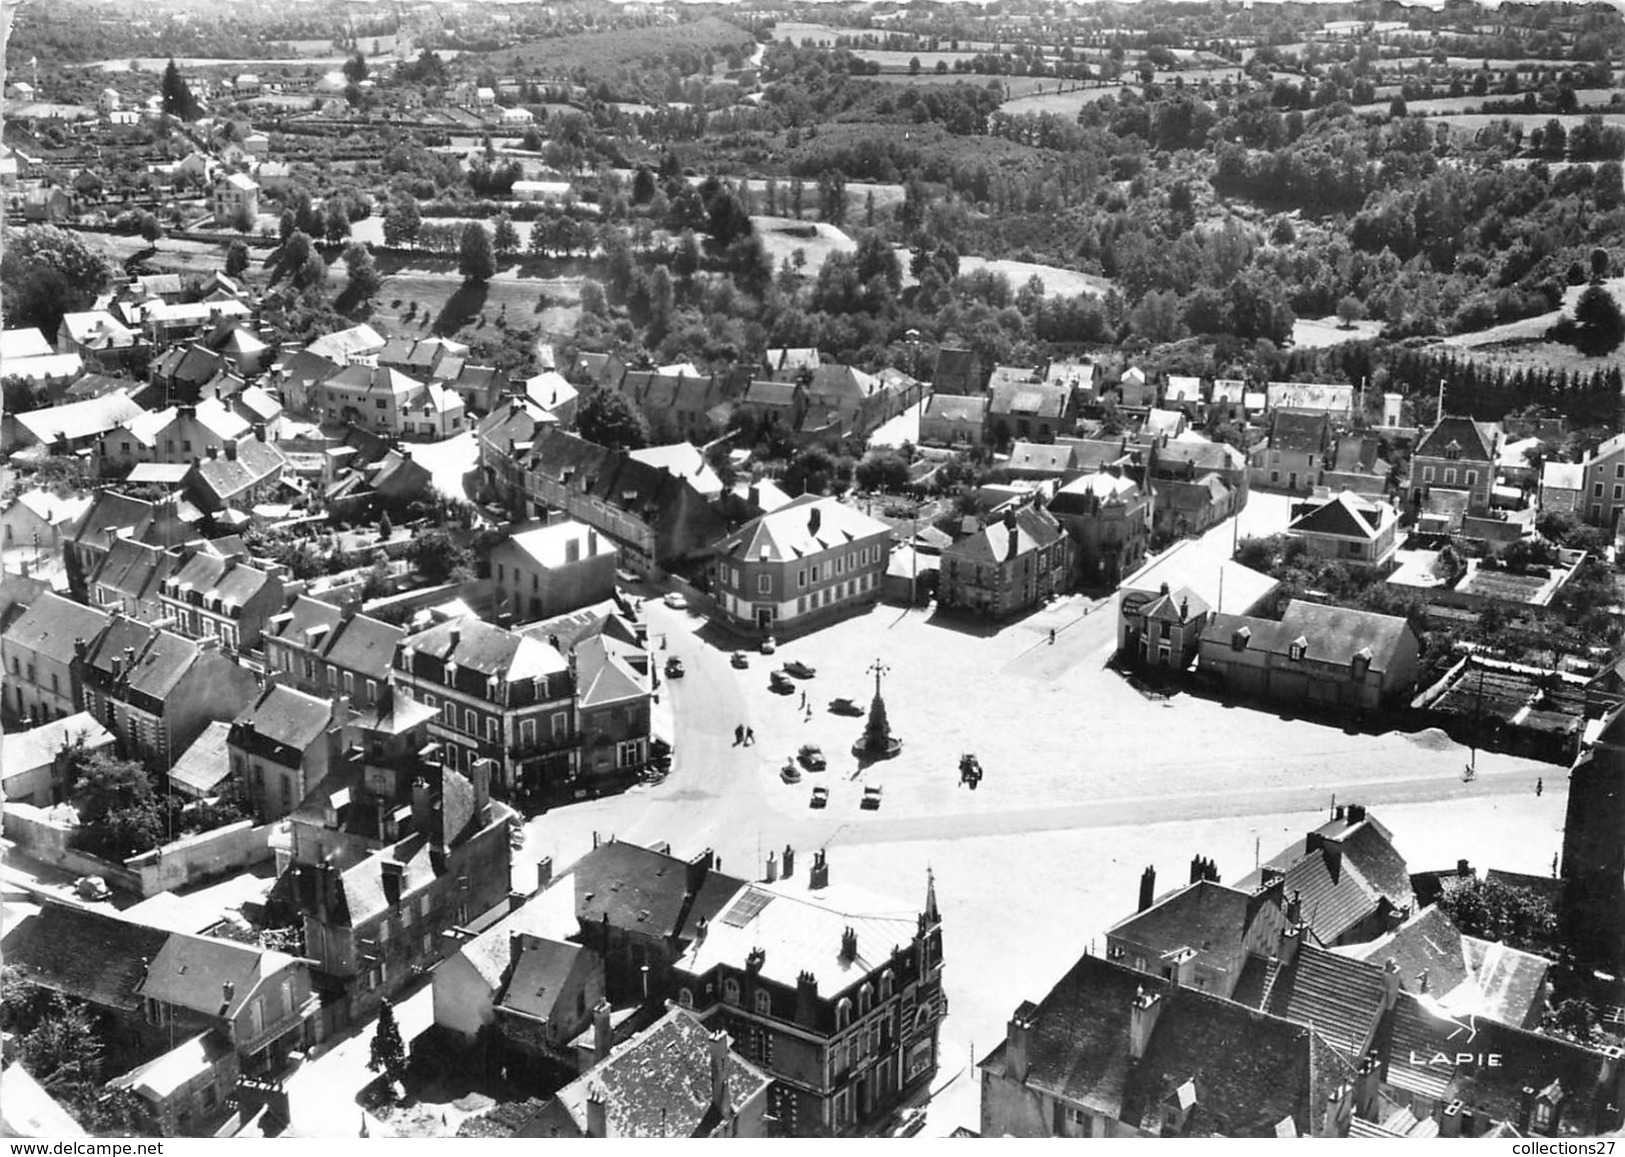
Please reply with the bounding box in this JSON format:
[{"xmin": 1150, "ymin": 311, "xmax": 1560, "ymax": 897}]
[{"xmin": 520, "ymin": 544, "xmax": 1568, "ymax": 1136}]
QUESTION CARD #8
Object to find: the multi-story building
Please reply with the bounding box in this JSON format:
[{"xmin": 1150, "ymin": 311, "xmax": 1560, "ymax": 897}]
[
  {"xmin": 78, "ymin": 615, "xmax": 260, "ymax": 769},
  {"xmin": 671, "ymin": 851, "xmax": 946, "ymax": 1137},
  {"xmin": 1256, "ymin": 411, "xmax": 1333, "ymax": 493},
  {"xmin": 391, "ymin": 616, "xmax": 577, "ymax": 794},
  {"xmin": 279, "ymin": 755, "xmax": 515, "ymax": 1024},
  {"xmin": 1575, "ymin": 432, "xmax": 1625, "ymax": 529},
  {"xmin": 212, "ymin": 172, "xmax": 259, "ymax": 225},
  {"xmin": 229, "ymin": 681, "xmax": 351, "ymax": 821},
  {"xmin": 918, "ymin": 394, "xmax": 988, "ymax": 447},
  {"xmin": 1118, "ymin": 582, "xmax": 1211, "ymax": 670},
  {"xmin": 158, "ymin": 549, "xmax": 285, "ymax": 651},
  {"xmin": 1561, "ymin": 704, "xmax": 1625, "ymax": 973},
  {"xmin": 316, "ymin": 364, "xmax": 464, "ymax": 439},
  {"xmin": 97, "ymin": 400, "xmax": 251, "ymax": 477},
  {"xmin": 938, "ymin": 507, "xmax": 1071, "ymax": 619},
  {"xmin": 1049, "ymin": 471, "xmax": 1152, "ymax": 589},
  {"xmin": 709, "ymin": 496, "xmax": 893, "ymax": 638},
  {"xmin": 987, "ymin": 379, "xmax": 1071, "ymax": 447},
  {"xmin": 1284, "ymin": 490, "xmax": 1400, "ymax": 570},
  {"xmin": 491, "ymin": 521, "xmax": 617, "ymax": 623},
  {"xmin": 263, "ymin": 597, "xmax": 403, "ymax": 709},
  {"xmin": 87, "ymin": 538, "xmax": 179, "ymax": 621},
  {"xmin": 0, "ymin": 592, "xmax": 110, "ymax": 723},
  {"xmin": 1409, "ymin": 415, "xmax": 1500, "ymax": 515}
]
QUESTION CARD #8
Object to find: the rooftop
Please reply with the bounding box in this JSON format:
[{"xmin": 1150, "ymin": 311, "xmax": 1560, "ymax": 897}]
[
  {"xmin": 713, "ymin": 495, "xmax": 890, "ymax": 565},
  {"xmin": 3, "ymin": 712, "xmax": 114, "ymax": 781}
]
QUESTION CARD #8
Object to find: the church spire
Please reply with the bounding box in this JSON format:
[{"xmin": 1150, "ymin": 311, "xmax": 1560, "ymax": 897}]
[{"xmin": 924, "ymin": 865, "xmax": 940, "ymax": 924}]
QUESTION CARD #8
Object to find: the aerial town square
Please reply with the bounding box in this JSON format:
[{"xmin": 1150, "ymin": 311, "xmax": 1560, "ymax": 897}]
[{"xmin": 5, "ymin": 0, "xmax": 1625, "ymax": 1141}]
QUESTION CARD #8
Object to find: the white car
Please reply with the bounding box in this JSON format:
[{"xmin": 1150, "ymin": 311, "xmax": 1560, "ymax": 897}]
[{"xmin": 663, "ymin": 592, "xmax": 687, "ymax": 610}]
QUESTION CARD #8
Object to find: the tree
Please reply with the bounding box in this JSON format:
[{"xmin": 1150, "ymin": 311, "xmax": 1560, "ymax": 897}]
[
  {"xmin": 458, "ymin": 222, "xmax": 496, "ymax": 286},
  {"xmin": 1437, "ymin": 876, "xmax": 1558, "ymax": 955},
  {"xmin": 854, "ymin": 449, "xmax": 910, "ymax": 491},
  {"xmin": 136, "ymin": 211, "xmax": 162, "ymax": 243},
  {"xmin": 406, "ymin": 529, "xmax": 474, "ymax": 584},
  {"xmin": 368, "ymin": 999, "xmax": 408, "ymax": 1087},
  {"xmin": 491, "ymin": 214, "xmax": 521, "ymax": 256},
  {"xmin": 1571, "ymin": 283, "xmax": 1625, "ymax": 357},
  {"xmin": 343, "ymin": 54, "xmax": 369, "ymax": 84},
  {"xmin": 784, "ymin": 447, "xmax": 850, "ymax": 496},
  {"xmin": 382, "ymin": 195, "xmax": 421, "ymax": 248},
  {"xmin": 225, "ymin": 239, "xmax": 250, "ymax": 279},
  {"xmin": 378, "ymin": 512, "xmax": 394, "ymax": 541},
  {"xmin": 576, "ymin": 387, "xmax": 650, "ymax": 451},
  {"xmin": 1335, "ymin": 295, "xmax": 1367, "ymax": 328},
  {"xmin": 2, "ymin": 224, "xmax": 118, "ymax": 335},
  {"xmin": 325, "ymin": 200, "xmax": 351, "ymax": 243},
  {"xmin": 73, "ymin": 751, "xmax": 164, "ymax": 860},
  {"xmin": 160, "ymin": 60, "xmax": 199, "ymax": 120},
  {"xmin": 232, "ymin": 203, "xmax": 257, "ymax": 234},
  {"xmin": 342, "ymin": 242, "xmax": 382, "ymax": 303},
  {"xmin": 631, "ymin": 165, "xmax": 657, "ymax": 206},
  {"xmin": 909, "ymin": 56, "xmax": 922, "ymax": 75}
]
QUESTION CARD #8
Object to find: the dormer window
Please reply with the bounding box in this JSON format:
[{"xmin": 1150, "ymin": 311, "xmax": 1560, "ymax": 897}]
[
  {"xmin": 835, "ymin": 997, "xmax": 852, "ymax": 1030},
  {"xmin": 858, "ymin": 983, "xmax": 873, "ymax": 1016},
  {"xmin": 723, "ymin": 977, "xmax": 740, "ymax": 1005},
  {"xmin": 880, "ymin": 971, "xmax": 894, "ymax": 1001},
  {"xmin": 754, "ymin": 989, "xmax": 771, "ymax": 1016},
  {"xmin": 1288, "ymin": 639, "xmax": 1307, "ymax": 662},
  {"xmin": 678, "ymin": 987, "xmax": 694, "ymax": 1008}
]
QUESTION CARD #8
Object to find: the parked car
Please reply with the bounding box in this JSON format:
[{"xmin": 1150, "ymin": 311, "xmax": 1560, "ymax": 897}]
[
  {"xmin": 74, "ymin": 875, "xmax": 111, "ymax": 901},
  {"xmin": 829, "ymin": 697, "xmax": 863, "ymax": 716},
  {"xmin": 783, "ymin": 660, "xmax": 816, "ymax": 679},
  {"xmin": 861, "ymin": 784, "xmax": 883, "ymax": 810},
  {"xmin": 798, "ymin": 743, "xmax": 826, "ymax": 770},
  {"xmin": 731, "ymin": 650, "xmax": 749, "ymax": 669},
  {"xmin": 810, "ymin": 785, "xmax": 829, "ymax": 808},
  {"xmin": 769, "ymin": 670, "xmax": 794, "ymax": 694},
  {"xmin": 664, "ymin": 656, "xmax": 685, "ymax": 678},
  {"xmin": 663, "ymin": 592, "xmax": 687, "ymax": 610},
  {"xmin": 780, "ymin": 760, "xmax": 802, "ymax": 784},
  {"xmin": 760, "ymin": 635, "xmax": 777, "ymax": 655}
]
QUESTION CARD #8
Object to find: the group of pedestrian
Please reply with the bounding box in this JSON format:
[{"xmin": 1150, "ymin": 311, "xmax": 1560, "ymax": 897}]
[{"xmin": 734, "ymin": 724, "xmax": 755, "ymax": 746}]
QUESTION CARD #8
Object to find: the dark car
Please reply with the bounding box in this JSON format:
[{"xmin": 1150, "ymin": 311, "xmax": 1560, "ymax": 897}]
[
  {"xmin": 798, "ymin": 743, "xmax": 826, "ymax": 771},
  {"xmin": 829, "ymin": 697, "xmax": 863, "ymax": 716},
  {"xmin": 783, "ymin": 660, "xmax": 817, "ymax": 679},
  {"xmin": 769, "ymin": 670, "xmax": 795, "ymax": 694},
  {"xmin": 664, "ymin": 657, "xmax": 685, "ymax": 678},
  {"xmin": 810, "ymin": 785, "xmax": 829, "ymax": 808},
  {"xmin": 731, "ymin": 650, "xmax": 749, "ymax": 669},
  {"xmin": 780, "ymin": 761, "xmax": 802, "ymax": 784},
  {"xmin": 861, "ymin": 784, "xmax": 883, "ymax": 810}
]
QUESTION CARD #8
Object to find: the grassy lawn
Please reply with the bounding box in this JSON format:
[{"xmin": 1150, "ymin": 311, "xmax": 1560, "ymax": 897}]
[
  {"xmin": 368, "ymin": 253, "xmax": 585, "ymax": 342},
  {"xmin": 1001, "ymin": 84, "xmax": 1138, "ymax": 116}
]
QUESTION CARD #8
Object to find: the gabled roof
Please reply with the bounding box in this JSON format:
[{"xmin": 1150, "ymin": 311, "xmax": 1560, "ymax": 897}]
[
  {"xmin": 573, "ymin": 841, "xmax": 747, "ymax": 948},
  {"xmin": 524, "ymin": 371, "xmax": 577, "ymax": 413},
  {"xmin": 944, "ymin": 507, "xmax": 1066, "ymax": 566},
  {"xmin": 137, "ymin": 930, "xmax": 300, "ymax": 1020},
  {"xmin": 1049, "ymin": 470, "xmax": 1142, "ymax": 513},
  {"xmin": 1263, "ymin": 944, "xmax": 1390, "ymax": 1060},
  {"xmin": 989, "ymin": 380, "xmax": 1068, "ymax": 420},
  {"xmin": 1266, "ymin": 382, "xmax": 1354, "ymax": 414},
  {"xmin": 60, "ymin": 310, "xmax": 136, "ymax": 348},
  {"xmin": 1144, "ymin": 409, "xmax": 1185, "ymax": 438},
  {"xmin": 2, "ymin": 711, "xmax": 113, "ymax": 780},
  {"xmin": 0, "ymin": 327, "xmax": 53, "ymax": 359},
  {"xmin": 89, "ymin": 537, "xmax": 177, "ymax": 604},
  {"xmin": 627, "ymin": 443, "xmax": 723, "ymax": 499},
  {"xmin": 496, "ymin": 936, "xmax": 589, "ymax": 1020},
  {"xmin": 743, "ymin": 379, "xmax": 801, "ymax": 407},
  {"xmin": 305, "ymin": 324, "xmax": 385, "ymax": 362},
  {"xmin": 1541, "ymin": 460, "xmax": 1585, "ymax": 491},
  {"xmin": 503, "ymin": 520, "xmax": 616, "ymax": 569},
  {"xmin": 166, "ymin": 551, "xmax": 276, "ymax": 611},
  {"xmin": 1, "ymin": 903, "xmax": 171, "ymax": 1011},
  {"xmin": 16, "ymin": 394, "xmax": 144, "ymax": 445},
  {"xmin": 1287, "ymin": 492, "xmax": 1392, "ymax": 542},
  {"xmin": 539, "ymin": 1007, "xmax": 772, "ymax": 1138},
  {"xmin": 1279, "ymin": 601, "xmax": 1413, "ymax": 671},
  {"xmin": 1, "ymin": 1063, "xmax": 88, "ymax": 1137},
  {"xmin": 1006, "ymin": 442, "xmax": 1078, "ymax": 474},
  {"xmin": 1235, "ymin": 810, "xmax": 1410, "ymax": 945},
  {"xmin": 1270, "ymin": 411, "xmax": 1332, "ymax": 455},
  {"xmin": 1106, "ymin": 879, "xmax": 1253, "ymax": 972},
  {"xmin": 2, "ymin": 591, "xmax": 110, "ymax": 665},
  {"xmin": 1416, "ymin": 416, "xmax": 1498, "ymax": 463},
  {"xmin": 326, "ymin": 363, "xmax": 426, "ymax": 398},
  {"xmin": 267, "ymin": 595, "xmax": 344, "ymax": 648},
  {"xmin": 277, "ymin": 348, "xmax": 341, "ymax": 385},
  {"xmin": 922, "ymin": 394, "xmax": 988, "ymax": 422},
  {"xmin": 713, "ymin": 495, "xmax": 889, "ymax": 565},
  {"xmin": 979, "ymin": 953, "xmax": 1352, "ymax": 1137},
  {"xmin": 401, "ymin": 615, "xmax": 567, "ymax": 681},
  {"xmin": 169, "ymin": 719, "xmax": 233, "ymax": 796},
  {"xmin": 233, "ymin": 683, "xmax": 334, "ymax": 751}
]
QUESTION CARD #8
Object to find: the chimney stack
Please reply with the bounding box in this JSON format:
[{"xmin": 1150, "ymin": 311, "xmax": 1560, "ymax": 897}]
[
  {"xmin": 685, "ymin": 848, "xmax": 716, "ymax": 893},
  {"xmin": 764, "ymin": 850, "xmax": 778, "ymax": 883},
  {"xmin": 1138, "ymin": 865, "xmax": 1156, "ymax": 912},
  {"xmin": 709, "ymin": 1030, "xmax": 732, "ymax": 1122},
  {"xmin": 593, "ymin": 999, "xmax": 612, "ymax": 1064},
  {"xmin": 782, "ymin": 845, "xmax": 795, "ymax": 879},
  {"xmin": 585, "ymin": 1087, "xmax": 608, "ymax": 1138},
  {"xmin": 1005, "ymin": 1001, "xmax": 1038, "ymax": 1082},
  {"xmin": 795, "ymin": 971, "xmax": 819, "ymax": 1027},
  {"xmin": 840, "ymin": 926, "xmax": 857, "ymax": 961},
  {"xmin": 809, "ymin": 849, "xmax": 829, "ymax": 890},
  {"xmin": 1128, "ymin": 986, "xmax": 1163, "ymax": 1061},
  {"xmin": 808, "ymin": 506, "xmax": 822, "ymax": 536},
  {"xmin": 224, "ymin": 440, "xmax": 237, "ymax": 461}
]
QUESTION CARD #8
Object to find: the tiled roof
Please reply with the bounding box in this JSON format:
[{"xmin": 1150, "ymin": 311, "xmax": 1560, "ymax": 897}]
[
  {"xmin": 1, "ymin": 903, "xmax": 171, "ymax": 1011},
  {"xmin": 574, "ymin": 841, "xmax": 746, "ymax": 947},
  {"xmin": 326, "ymin": 363, "xmax": 426, "ymax": 398},
  {"xmin": 922, "ymin": 394, "xmax": 987, "ymax": 422},
  {"xmin": 1264, "ymin": 944, "xmax": 1390, "ymax": 1060},
  {"xmin": 401, "ymin": 616, "xmax": 567, "ymax": 681},
  {"xmin": 1281, "ymin": 602, "xmax": 1414, "ymax": 674},
  {"xmin": 990, "ymin": 380, "xmax": 1068, "ymax": 419},
  {"xmin": 15, "ymin": 394, "xmax": 144, "ymax": 445},
  {"xmin": 233, "ymin": 683, "xmax": 334, "ymax": 751},
  {"xmin": 1287, "ymin": 492, "xmax": 1388, "ymax": 542},
  {"xmin": 192, "ymin": 439, "xmax": 287, "ymax": 501},
  {"xmin": 1006, "ymin": 442, "xmax": 1078, "ymax": 474},
  {"xmin": 743, "ymin": 379, "xmax": 800, "ymax": 407},
  {"xmin": 2, "ymin": 592, "xmax": 110, "ymax": 665},
  {"xmin": 497, "ymin": 936, "xmax": 589, "ymax": 1019},
  {"xmin": 305, "ymin": 324, "xmax": 385, "ymax": 362},
  {"xmin": 138, "ymin": 930, "xmax": 300, "ymax": 1019},
  {"xmin": 1049, "ymin": 471, "xmax": 1142, "ymax": 513},
  {"xmin": 542, "ymin": 1007, "xmax": 772, "ymax": 1138},
  {"xmin": 1236, "ymin": 812, "xmax": 1408, "ymax": 945},
  {"xmin": 1266, "ymin": 382, "xmax": 1354, "ymax": 414},
  {"xmin": 626, "ymin": 444, "xmax": 722, "ymax": 497}
]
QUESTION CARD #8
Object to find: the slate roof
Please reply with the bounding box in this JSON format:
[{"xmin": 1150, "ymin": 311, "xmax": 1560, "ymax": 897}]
[
  {"xmin": 945, "ymin": 507, "xmax": 1066, "ymax": 566},
  {"xmin": 138, "ymin": 930, "xmax": 300, "ymax": 1019},
  {"xmin": 713, "ymin": 495, "xmax": 889, "ymax": 565},
  {"xmin": 990, "ymin": 380, "xmax": 1068, "ymax": 420},
  {"xmin": 1266, "ymin": 382, "xmax": 1354, "ymax": 415},
  {"xmin": 401, "ymin": 615, "xmax": 567, "ymax": 681},
  {"xmin": 980, "ymin": 953, "xmax": 1353, "ymax": 1137},
  {"xmin": 1, "ymin": 1063, "xmax": 88, "ymax": 1137},
  {"xmin": 192, "ymin": 439, "xmax": 287, "ymax": 502},
  {"xmin": 1144, "ymin": 409, "xmax": 1185, "ymax": 439},
  {"xmin": 497, "ymin": 936, "xmax": 589, "ymax": 1019},
  {"xmin": 1288, "ymin": 492, "xmax": 1392, "ymax": 542},
  {"xmin": 536, "ymin": 1007, "xmax": 772, "ymax": 1138},
  {"xmin": 166, "ymin": 552, "xmax": 276, "ymax": 611},
  {"xmin": 305, "ymin": 324, "xmax": 385, "ymax": 362},
  {"xmin": 1280, "ymin": 602, "xmax": 1414, "ymax": 673},
  {"xmin": 1235, "ymin": 811, "xmax": 1409, "ymax": 946},
  {"xmin": 1005, "ymin": 442, "xmax": 1079, "ymax": 474},
  {"xmin": 2, "ymin": 591, "xmax": 110, "ymax": 664},
  {"xmin": 1149, "ymin": 440, "xmax": 1246, "ymax": 474},
  {"xmin": 109, "ymin": 1031, "xmax": 234, "ymax": 1102},
  {"xmin": 1049, "ymin": 471, "xmax": 1143, "ymax": 513},
  {"xmin": 1106, "ymin": 880, "xmax": 1253, "ymax": 971},
  {"xmin": 267, "ymin": 595, "xmax": 344, "ymax": 649},
  {"xmin": 321, "ymin": 613, "xmax": 405, "ymax": 681},
  {"xmin": 276, "ymin": 348, "xmax": 340, "ymax": 385},
  {"xmin": 1123, "ymin": 539, "xmax": 1279, "ymax": 617},
  {"xmin": 574, "ymin": 634, "xmax": 649, "ymax": 710},
  {"xmin": 1, "ymin": 903, "xmax": 170, "ymax": 1011},
  {"xmin": 1, "ymin": 327, "xmax": 54, "ymax": 359},
  {"xmin": 922, "ymin": 394, "xmax": 988, "ymax": 423},
  {"xmin": 626, "ymin": 443, "xmax": 722, "ymax": 498},
  {"xmin": 574, "ymin": 841, "xmax": 747, "ymax": 947},
  {"xmin": 326, "ymin": 363, "xmax": 426, "ymax": 399},
  {"xmin": 1270, "ymin": 411, "xmax": 1332, "ymax": 455},
  {"xmin": 1264, "ymin": 944, "xmax": 1390, "ymax": 1060},
  {"xmin": 1416, "ymin": 416, "xmax": 1498, "ymax": 463},
  {"xmin": 743, "ymin": 378, "xmax": 801, "ymax": 407},
  {"xmin": 233, "ymin": 684, "xmax": 334, "ymax": 751}
]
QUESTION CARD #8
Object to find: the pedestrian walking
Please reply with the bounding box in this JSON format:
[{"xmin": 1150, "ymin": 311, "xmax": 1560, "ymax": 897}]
[
  {"xmin": 1537, "ymin": 777, "xmax": 1544, "ymax": 797},
  {"xmin": 734, "ymin": 724, "xmax": 743, "ymax": 746},
  {"xmin": 746, "ymin": 726, "xmax": 755, "ymax": 745},
  {"xmin": 1049, "ymin": 628, "xmax": 1056, "ymax": 646},
  {"xmin": 800, "ymin": 690, "xmax": 807, "ymax": 709}
]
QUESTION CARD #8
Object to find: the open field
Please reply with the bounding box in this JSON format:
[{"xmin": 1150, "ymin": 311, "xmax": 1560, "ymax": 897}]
[
  {"xmin": 463, "ymin": 16, "xmax": 753, "ymax": 78},
  {"xmin": 894, "ymin": 251, "xmax": 1112, "ymax": 299},
  {"xmin": 368, "ymin": 256, "xmax": 585, "ymax": 342},
  {"xmin": 752, "ymin": 215, "xmax": 857, "ymax": 275},
  {"xmin": 1353, "ymin": 89, "xmax": 1621, "ymax": 117},
  {"xmin": 1426, "ymin": 277, "xmax": 1625, "ymax": 374},
  {"xmin": 1001, "ymin": 83, "xmax": 1141, "ymax": 116},
  {"xmin": 1291, "ymin": 315, "xmax": 1385, "ymax": 349}
]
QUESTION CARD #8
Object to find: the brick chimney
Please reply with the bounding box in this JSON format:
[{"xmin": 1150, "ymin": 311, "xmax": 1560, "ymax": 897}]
[
  {"xmin": 1138, "ymin": 865, "xmax": 1156, "ymax": 912},
  {"xmin": 224, "ymin": 440, "xmax": 238, "ymax": 461},
  {"xmin": 764, "ymin": 850, "xmax": 778, "ymax": 883},
  {"xmin": 585, "ymin": 1086, "xmax": 608, "ymax": 1138},
  {"xmin": 709, "ymin": 1030, "xmax": 732, "ymax": 1124},
  {"xmin": 685, "ymin": 848, "xmax": 715, "ymax": 893},
  {"xmin": 1439, "ymin": 1099, "xmax": 1464, "ymax": 1138},
  {"xmin": 782, "ymin": 845, "xmax": 795, "ymax": 880},
  {"xmin": 795, "ymin": 970, "xmax": 819, "ymax": 1027},
  {"xmin": 840, "ymin": 926, "xmax": 857, "ymax": 961},
  {"xmin": 808, "ymin": 506, "xmax": 821, "ymax": 536},
  {"xmin": 808, "ymin": 849, "xmax": 829, "ymax": 890}
]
